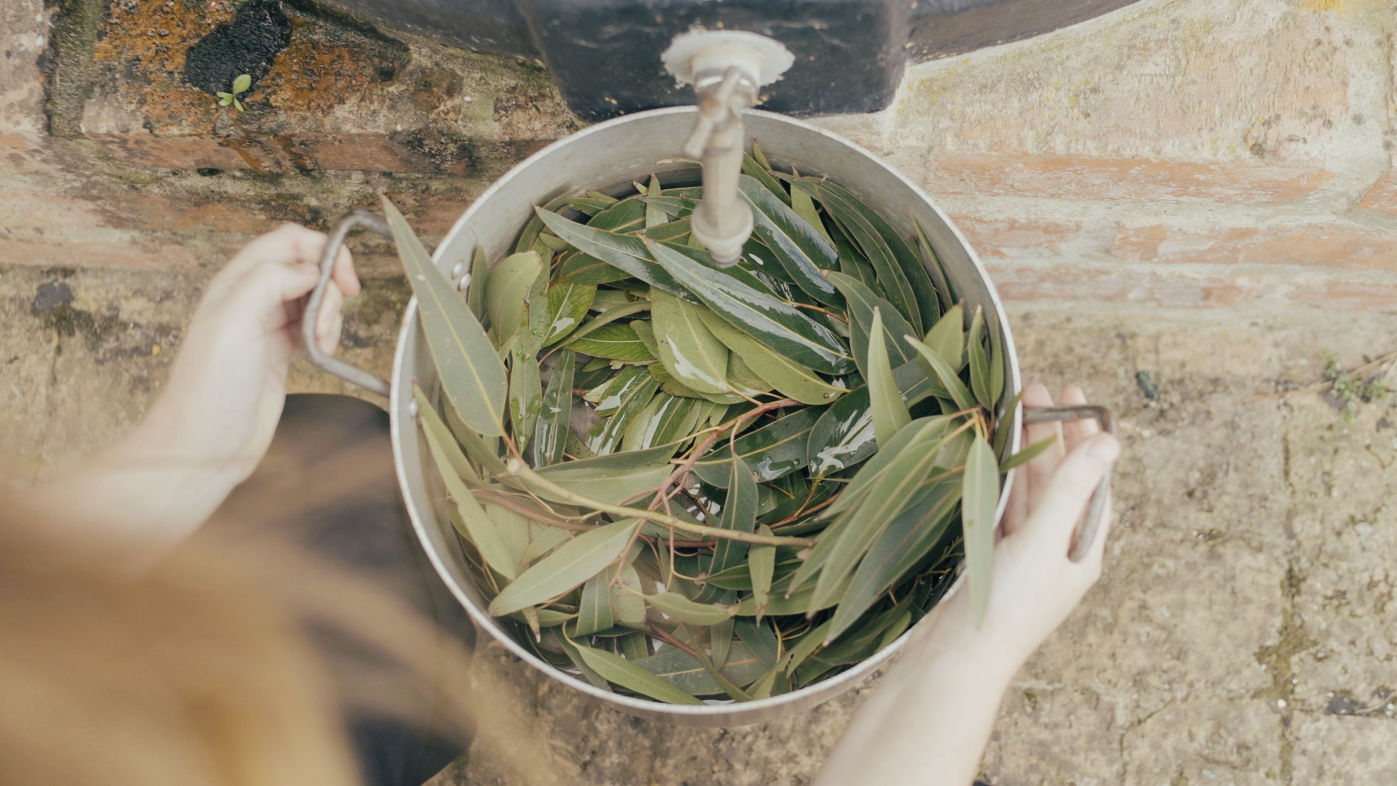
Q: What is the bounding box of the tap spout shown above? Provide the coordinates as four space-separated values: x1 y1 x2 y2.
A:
685 66 755 266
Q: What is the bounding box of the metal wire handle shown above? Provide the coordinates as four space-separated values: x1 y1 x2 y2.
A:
303 209 393 398
1021 404 1116 562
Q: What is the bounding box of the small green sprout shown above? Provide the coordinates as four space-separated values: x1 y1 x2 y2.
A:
216 73 252 112
1322 348 1392 423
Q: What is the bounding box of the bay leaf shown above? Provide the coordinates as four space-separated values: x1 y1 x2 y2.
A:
488 518 639 616
963 433 1000 625
698 310 846 406
645 239 854 376
485 250 544 348
384 197 506 436
568 322 655 363
867 307 910 448
739 175 841 306
571 643 703 705
651 287 730 395
544 282 596 346
532 349 574 466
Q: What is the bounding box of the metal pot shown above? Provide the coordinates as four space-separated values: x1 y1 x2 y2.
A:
304 107 1109 726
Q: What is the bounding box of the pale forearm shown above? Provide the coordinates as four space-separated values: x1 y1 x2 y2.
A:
815 603 1021 786
30 404 244 567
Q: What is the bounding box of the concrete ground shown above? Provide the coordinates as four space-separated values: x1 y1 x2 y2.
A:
6 265 1396 784
5 0 1397 782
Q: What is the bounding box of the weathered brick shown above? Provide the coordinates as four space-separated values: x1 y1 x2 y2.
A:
1359 158 1397 214
0 236 201 271
950 214 1084 258
0 185 271 236
929 153 1331 204
1114 222 1397 271
1290 280 1397 312
897 0 1348 163
985 262 1261 308
89 132 268 171
296 134 422 173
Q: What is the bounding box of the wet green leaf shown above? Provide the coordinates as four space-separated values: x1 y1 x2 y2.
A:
645 175 666 228
558 634 613 691
508 346 541 448
967 306 994 409
621 393 704 454
807 431 953 614
905 333 977 412
633 642 767 696
697 310 846 406
543 282 596 346
810 179 940 332
384 197 506 436
867 308 910 448
790 182 834 247
806 181 922 334
420 413 520 580
532 350 574 467
440 393 507 477
646 239 854 375
742 151 789 202
999 434 1056 472
739 176 841 306
748 525 776 617
693 409 820 488
568 322 655 362
537 209 697 301
565 300 651 347
963 434 1000 625
555 252 633 286
912 218 956 314
584 373 660 455
645 592 732 626
488 519 639 616
924 304 964 371
467 246 489 319
413 385 479 485
576 573 616 636
232 73 251 93
827 271 917 372
485 250 544 348
571 642 703 704
651 288 730 395
529 461 671 506
707 457 758 586
612 564 647 627
825 481 959 642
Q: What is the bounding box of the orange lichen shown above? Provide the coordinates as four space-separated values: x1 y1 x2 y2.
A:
257 35 378 115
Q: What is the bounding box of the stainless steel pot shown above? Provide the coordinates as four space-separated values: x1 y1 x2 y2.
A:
304 107 1110 726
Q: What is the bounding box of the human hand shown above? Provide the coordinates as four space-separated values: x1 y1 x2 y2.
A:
911 383 1120 676
145 224 360 485
814 384 1118 786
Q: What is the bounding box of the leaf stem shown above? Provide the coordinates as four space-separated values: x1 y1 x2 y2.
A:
505 459 813 547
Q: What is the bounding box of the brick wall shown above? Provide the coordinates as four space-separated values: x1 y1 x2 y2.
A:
3 0 1396 314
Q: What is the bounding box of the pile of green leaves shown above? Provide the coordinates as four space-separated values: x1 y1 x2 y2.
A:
388 146 1043 705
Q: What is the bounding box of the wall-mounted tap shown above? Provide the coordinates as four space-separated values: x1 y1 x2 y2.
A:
663 31 793 266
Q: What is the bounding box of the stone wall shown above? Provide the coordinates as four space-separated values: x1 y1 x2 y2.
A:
7 0 1395 313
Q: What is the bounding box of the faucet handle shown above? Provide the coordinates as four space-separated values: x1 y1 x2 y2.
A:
682 67 751 158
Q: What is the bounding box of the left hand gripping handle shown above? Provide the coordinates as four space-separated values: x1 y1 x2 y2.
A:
303 209 393 397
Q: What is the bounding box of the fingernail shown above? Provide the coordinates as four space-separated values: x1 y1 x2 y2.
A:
1089 435 1120 463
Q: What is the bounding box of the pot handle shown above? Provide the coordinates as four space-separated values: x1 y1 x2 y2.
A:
1020 404 1115 563
304 209 393 398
